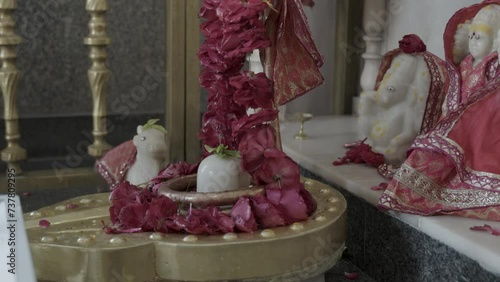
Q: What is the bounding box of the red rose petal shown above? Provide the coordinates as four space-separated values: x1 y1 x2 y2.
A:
370 182 388 191
232 109 279 135
254 156 300 188
399 34 426 53
470 224 500 236
334 140 385 168
344 272 359 280
39 219 51 228
231 197 257 232
231 71 274 109
144 196 178 231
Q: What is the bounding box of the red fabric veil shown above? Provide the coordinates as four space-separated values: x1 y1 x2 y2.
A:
264 0 324 106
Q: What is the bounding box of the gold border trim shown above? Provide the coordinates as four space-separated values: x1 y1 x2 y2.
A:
26 178 346 281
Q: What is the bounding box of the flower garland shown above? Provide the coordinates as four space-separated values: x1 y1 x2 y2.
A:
198 0 272 150
105 0 316 235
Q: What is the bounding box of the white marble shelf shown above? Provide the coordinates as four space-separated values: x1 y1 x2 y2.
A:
280 116 500 276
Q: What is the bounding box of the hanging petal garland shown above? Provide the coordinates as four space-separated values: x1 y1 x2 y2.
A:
105 0 317 235
198 0 271 150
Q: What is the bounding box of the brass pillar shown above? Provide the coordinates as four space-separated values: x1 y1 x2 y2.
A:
0 0 26 174
84 0 112 159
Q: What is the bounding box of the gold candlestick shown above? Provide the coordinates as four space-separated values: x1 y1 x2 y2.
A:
0 0 26 173
84 0 112 158
293 113 313 140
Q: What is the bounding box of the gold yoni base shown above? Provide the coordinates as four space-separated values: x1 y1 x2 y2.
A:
24 178 346 282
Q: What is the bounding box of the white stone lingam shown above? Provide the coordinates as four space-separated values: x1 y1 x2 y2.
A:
196 145 250 193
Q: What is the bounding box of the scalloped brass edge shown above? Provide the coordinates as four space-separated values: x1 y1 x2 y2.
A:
25 178 346 281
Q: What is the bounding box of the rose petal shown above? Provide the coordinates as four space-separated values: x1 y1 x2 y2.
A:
231 71 274 109
144 196 178 231
239 124 278 172
109 181 141 203
66 203 78 209
250 195 285 228
118 203 149 230
265 188 308 223
254 156 300 188
232 109 279 135
344 272 359 280
370 182 388 191
152 162 200 185
333 140 384 168
231 197 257 232
399 34 426 53
182 206 235 235
470 224 500 236
299 188 317 215
39 219 51 228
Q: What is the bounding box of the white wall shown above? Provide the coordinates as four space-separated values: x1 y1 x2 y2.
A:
383 0 479 58
286 0 336 116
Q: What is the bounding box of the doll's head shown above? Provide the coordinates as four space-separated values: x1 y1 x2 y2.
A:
468 5 500 61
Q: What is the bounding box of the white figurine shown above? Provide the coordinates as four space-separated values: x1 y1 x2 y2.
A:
125 120 170 186
358 52 431 165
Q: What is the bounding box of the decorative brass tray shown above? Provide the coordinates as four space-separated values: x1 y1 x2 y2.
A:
24 178 346 282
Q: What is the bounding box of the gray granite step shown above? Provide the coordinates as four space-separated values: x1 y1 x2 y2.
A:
301 168 500 282
326 258 376 282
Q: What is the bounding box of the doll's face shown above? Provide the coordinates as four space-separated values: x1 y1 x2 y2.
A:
469 30 494 61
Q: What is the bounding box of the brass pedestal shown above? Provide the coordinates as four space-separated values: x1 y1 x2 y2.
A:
25 178 346 282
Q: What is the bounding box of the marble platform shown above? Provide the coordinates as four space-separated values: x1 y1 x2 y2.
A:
281 116 500 282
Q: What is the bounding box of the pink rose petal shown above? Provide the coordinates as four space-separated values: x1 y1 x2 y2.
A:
231 197 257 232
265 188 308 223
250 195 285 228
344 272 359 280
39 219 51 228
470 224 500 236
144 196 178 231
370 182 388 191
66 203 78 209
254 156 301 189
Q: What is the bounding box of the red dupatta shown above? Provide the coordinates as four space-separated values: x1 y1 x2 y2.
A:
264 0 324 106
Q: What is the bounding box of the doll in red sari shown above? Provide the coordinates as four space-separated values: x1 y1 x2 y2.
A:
380 1 500 221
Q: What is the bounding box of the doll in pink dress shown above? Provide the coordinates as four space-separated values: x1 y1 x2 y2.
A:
379 1 500 221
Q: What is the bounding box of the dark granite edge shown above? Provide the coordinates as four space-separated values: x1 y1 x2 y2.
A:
0 112 164 172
